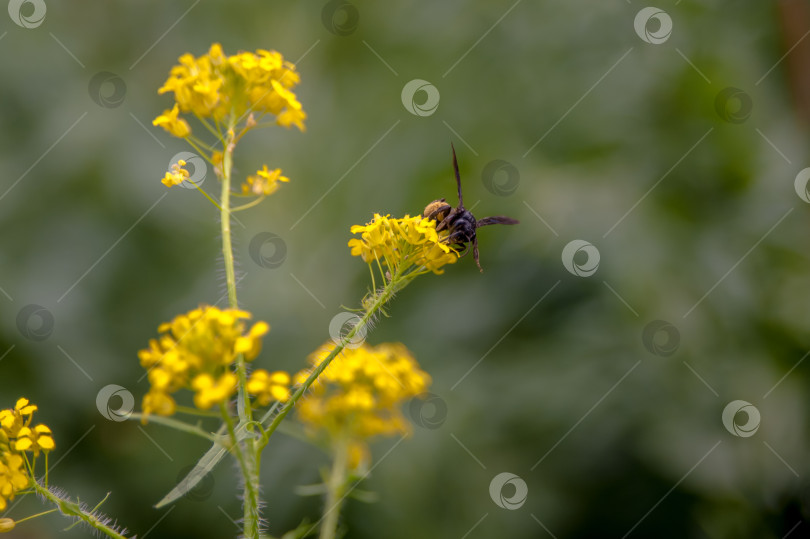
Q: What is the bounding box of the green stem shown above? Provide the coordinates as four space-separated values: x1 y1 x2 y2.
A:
220 130 238 312
232 195 267 212
319 438 349 539
32 482 128 539
220 118 260 539
12 508 58 524
127 413 219 443
259 268 401 448
219 402 260 539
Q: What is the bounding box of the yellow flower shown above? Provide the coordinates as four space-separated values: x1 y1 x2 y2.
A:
161 159 190 187
191 372 238 410
156 43 305 130
296 341 431 444
152 103 191 138
0 453 28 512
0 398 38 440
348 214 458 276
138 306 270 420
142 391 176 419
241 166 289 196
0 398 53 511
247 369 290 406
13 424 54 455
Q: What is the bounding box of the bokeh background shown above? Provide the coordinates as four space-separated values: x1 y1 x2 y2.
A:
2 0 810 537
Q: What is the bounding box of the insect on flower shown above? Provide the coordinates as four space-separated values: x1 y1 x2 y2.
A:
423 144 519 272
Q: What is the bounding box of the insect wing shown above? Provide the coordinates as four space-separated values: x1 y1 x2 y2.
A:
477 216 519 227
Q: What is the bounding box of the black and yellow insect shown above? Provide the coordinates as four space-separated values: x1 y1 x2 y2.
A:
423 144 519 272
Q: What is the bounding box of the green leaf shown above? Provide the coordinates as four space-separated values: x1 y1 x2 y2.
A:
155 441 228 508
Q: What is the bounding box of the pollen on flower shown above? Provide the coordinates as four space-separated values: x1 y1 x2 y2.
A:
348 213 459 276
137 305 270 420
295 341 431 466
161 159 191 188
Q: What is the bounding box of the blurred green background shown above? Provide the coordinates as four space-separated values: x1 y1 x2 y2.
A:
2 0 810 537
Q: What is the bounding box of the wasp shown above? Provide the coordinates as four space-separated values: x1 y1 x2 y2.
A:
423 144 519 272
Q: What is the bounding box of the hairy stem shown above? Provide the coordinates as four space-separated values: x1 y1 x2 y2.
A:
220 120 260 538
32 482 128 539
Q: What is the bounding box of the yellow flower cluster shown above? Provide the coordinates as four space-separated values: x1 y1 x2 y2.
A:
0 399 55 511
348 214 459 276
138 306 273 419
242 165 289 196
295 341 431 457
153 43 305 137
